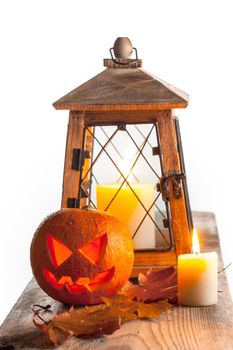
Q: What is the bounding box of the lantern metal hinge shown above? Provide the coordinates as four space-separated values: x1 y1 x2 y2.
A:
67 197 79 208
152 146 160 156
72 149 91 170
160 173 186 202
163 218 169 228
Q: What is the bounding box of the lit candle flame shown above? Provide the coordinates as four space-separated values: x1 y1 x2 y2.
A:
192 227 200 254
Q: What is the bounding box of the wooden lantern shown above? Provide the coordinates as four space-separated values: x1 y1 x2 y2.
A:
53 37 193 276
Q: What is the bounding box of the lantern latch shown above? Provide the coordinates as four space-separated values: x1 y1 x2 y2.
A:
160 173 186 201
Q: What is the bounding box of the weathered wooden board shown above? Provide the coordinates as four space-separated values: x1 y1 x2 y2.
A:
84 110 161 126
0 212 233 350
157 110 191 256
61 111 85 208
103 58 143 68
53 68 188 111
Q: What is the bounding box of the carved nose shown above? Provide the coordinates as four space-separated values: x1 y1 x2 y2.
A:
68 251 100 282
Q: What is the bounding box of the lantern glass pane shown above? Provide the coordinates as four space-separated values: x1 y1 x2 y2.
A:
80 124 173 252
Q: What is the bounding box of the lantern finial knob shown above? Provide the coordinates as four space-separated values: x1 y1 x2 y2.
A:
107 37 140 68
113 37 133 59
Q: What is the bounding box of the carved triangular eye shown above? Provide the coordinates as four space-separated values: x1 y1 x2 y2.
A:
78 233 108 265
47 233 72 267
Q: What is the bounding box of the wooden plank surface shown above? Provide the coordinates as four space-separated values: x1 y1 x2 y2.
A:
1 212 233 350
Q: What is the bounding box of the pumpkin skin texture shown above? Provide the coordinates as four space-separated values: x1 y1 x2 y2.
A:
30 208 134 305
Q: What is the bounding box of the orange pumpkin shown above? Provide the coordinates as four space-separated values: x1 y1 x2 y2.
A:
30 208 134 305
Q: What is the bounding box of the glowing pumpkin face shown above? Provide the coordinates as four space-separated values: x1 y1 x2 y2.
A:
30 208 134 305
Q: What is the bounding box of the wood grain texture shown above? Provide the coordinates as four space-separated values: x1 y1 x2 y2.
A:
169 181 192 255
157 110 180 175
103 58 142 68
79 127 93 208
61 111 85 208
157 110 192 255
53 68 189 111
132 251 177 276
84 110 159 126
1 212 233 350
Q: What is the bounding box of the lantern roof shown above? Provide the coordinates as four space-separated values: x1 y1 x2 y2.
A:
53 42 188 111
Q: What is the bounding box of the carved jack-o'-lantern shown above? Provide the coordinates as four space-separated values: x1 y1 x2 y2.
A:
30 208 134 305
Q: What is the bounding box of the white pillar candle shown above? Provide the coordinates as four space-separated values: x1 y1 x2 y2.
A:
178 228 218 306
96 183 155 249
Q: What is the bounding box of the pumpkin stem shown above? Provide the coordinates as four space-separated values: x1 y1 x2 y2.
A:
81 205 96 211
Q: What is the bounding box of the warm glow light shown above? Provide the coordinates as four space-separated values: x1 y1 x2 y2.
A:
78 233 108 265
47 233 72 267
121 143 135 184
192 227 200 254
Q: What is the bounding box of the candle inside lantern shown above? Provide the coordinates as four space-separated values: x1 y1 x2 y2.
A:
178 228 218 306
96 145 155 249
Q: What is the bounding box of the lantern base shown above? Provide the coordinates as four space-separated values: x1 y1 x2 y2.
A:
131 250 177 277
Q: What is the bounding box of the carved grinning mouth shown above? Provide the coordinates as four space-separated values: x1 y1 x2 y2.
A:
43 266 115 293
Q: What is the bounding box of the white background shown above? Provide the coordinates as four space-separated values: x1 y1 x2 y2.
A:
0 0 232 324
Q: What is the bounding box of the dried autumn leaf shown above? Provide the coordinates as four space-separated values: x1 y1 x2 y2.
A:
101 295 138 323
136 299 172 318
122 266 177 304
33 304 121 346
33 295 172 346
102 295 172 319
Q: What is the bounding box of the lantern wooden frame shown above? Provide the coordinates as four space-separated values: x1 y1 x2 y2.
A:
53 57 192 276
